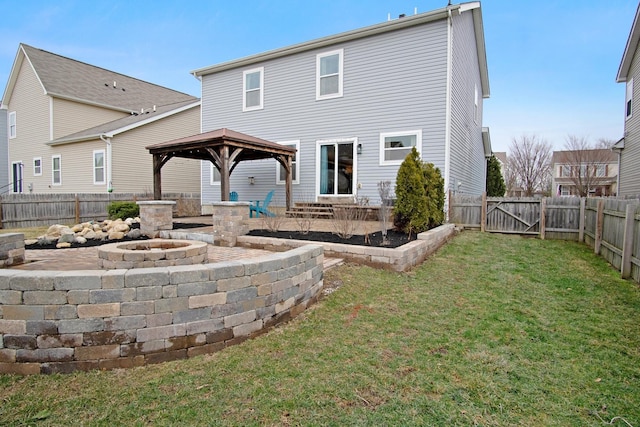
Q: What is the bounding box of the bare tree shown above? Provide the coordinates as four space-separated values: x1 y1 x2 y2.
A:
508 134 553 197
557 135 617 197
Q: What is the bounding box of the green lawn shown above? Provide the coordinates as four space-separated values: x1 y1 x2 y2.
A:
1 232 639 426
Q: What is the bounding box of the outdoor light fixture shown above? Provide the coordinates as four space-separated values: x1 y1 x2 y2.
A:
248 176 255 185
357 143 362 155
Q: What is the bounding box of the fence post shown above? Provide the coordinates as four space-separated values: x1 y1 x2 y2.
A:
594 199 605 255
75 194 80 224
621 203 636 279
578 197 586 243
539 198 546 240
480 192 487 232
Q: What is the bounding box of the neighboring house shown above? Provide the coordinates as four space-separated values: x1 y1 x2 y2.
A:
1 44 201 195
192 1 491 212
551 149 618 197
615 2 640 197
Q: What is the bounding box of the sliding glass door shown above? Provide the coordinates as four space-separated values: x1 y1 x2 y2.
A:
318 139 356 197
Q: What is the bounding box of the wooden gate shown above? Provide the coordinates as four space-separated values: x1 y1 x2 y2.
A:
485 198 541 234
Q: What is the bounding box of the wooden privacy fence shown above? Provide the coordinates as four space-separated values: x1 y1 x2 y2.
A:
0 193 201 228
450 193 640 283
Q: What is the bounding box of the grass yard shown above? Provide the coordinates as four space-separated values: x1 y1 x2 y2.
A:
1 231 639 426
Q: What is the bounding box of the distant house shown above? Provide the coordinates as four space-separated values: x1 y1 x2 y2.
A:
615 3 640 197
1 44 201 195
191 1 491 212
551 149 618 197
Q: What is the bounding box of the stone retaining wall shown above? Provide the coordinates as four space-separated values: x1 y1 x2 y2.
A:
0 244 323 374
237 224 457 272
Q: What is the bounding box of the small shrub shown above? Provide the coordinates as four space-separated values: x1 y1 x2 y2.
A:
107 201 139 220
331 197 368 239
422 162 445 228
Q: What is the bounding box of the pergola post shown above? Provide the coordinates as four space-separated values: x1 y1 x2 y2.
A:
220 146 230 201
153 154 162 200
285 156 292 211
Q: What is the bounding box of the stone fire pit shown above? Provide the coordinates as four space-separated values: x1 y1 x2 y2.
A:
97 239 208 269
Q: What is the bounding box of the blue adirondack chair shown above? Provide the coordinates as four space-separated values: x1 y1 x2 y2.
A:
229 191 238 201
249 190 275 218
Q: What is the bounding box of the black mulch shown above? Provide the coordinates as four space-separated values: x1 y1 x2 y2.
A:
247 229 416 248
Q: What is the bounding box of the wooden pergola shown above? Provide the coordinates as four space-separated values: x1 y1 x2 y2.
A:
145 128 296 210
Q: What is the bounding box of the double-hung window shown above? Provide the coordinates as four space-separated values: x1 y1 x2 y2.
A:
209 164 221 185
8 112 16 139
93 150 105 185
243 67 264 111
33 157 42 176
316 49 343 100
276 141 299 185
626 78 633 119
52 155 61 185
379 130 422 165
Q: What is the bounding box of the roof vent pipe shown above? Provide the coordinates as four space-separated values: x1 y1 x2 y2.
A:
113 81 116 88
153 105 156 112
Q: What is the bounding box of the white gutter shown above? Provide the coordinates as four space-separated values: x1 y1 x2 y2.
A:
444 6 454 217
100 134 113 192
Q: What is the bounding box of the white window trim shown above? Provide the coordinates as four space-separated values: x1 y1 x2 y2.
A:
276 140 300 185
316 49 344 100
33 157 42 176
93 150 106 185
52 155 62 186
209 163 221 185
626 78 633 120
379 130 423 166
243 67 264 112
8 111 16 139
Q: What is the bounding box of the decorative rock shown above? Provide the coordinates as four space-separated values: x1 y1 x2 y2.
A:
75 236 87 244
58 232 76 244
126 229 142 239
25 239 38 246
94 231 107 241
56 242 72 249
84 230 97 240
112 223 130 233
71 224 84 233
108 231 125 240
37 236 55 246
45 224 67 238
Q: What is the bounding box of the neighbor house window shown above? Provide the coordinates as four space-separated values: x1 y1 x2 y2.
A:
276 140 299 185
626 78 633 119
561 165 571 177
209 164 221 185
93 150 105 184
595 164 607 177
8 112 16 139
316 49 343 100
379 130 422 165
52 155 61 185
33 157 42 176
243 67 264 111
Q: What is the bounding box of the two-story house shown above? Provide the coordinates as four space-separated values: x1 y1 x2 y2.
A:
191 1 491 212
551 149 618 197
1 44 201 195
615 2 640 197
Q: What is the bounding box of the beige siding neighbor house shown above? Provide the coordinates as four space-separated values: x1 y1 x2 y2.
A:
1 44 201 194
615 3 640 197
551 149 618 197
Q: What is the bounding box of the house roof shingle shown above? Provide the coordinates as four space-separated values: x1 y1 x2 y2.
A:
3 44 197 112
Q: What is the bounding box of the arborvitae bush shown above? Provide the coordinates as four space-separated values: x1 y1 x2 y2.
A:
107 201 139 220
422 162 445 228
394 148 429 234
486 155 506 197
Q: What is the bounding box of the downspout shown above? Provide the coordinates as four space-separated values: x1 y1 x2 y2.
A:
99 134 113 192
444 7 453 219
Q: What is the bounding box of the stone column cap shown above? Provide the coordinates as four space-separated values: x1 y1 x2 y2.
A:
136 200 176 206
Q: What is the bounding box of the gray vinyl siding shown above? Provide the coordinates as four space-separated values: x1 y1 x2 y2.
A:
0 109 8 192
449 11 486 196
201 19 449 206
619 42 640 197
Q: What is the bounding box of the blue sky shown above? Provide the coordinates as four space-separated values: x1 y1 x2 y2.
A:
0 0 637 153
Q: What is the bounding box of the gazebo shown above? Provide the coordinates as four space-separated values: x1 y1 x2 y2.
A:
145 128 296 210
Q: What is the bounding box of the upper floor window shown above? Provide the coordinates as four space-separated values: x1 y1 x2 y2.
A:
243 67 264 111
93 150 105 185
33 157 42 176
316 49 343 100
626 78 633 119
52 155 61 185
276 141 299 185
595 164 607 177
379 130 422 165
8 112 16 139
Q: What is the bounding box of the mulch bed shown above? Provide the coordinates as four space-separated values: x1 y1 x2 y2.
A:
247 229 416 248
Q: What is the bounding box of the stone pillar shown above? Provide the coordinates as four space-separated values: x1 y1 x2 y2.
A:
0 233 25 268
137 201 176 238
210 202 250 247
